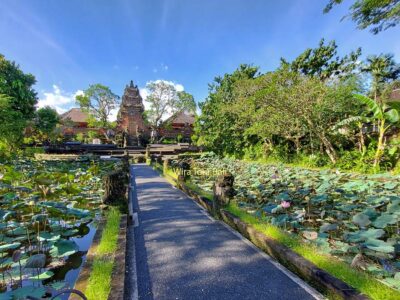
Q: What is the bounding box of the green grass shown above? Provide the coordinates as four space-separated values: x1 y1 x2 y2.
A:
85 208 121 300
226 203 400 300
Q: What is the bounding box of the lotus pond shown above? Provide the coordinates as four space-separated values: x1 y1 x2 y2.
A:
0 158 118 299
176 155 400 290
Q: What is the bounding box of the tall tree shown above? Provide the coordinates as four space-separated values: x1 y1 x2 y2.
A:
195 64 259 155
0 95 26 149
34 106 59 137
362 53 400 100
0 54 37 120
280 39 361 82
228 70 359 163
176 91 197 114
145 81 195 128
76 84 119 127
324 0 400 34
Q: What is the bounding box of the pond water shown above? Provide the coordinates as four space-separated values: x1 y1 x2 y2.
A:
0 159 117 299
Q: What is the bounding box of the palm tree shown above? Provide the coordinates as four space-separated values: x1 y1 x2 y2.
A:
362 54 400 102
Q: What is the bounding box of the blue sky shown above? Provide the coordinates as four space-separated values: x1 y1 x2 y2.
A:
0 0 399 117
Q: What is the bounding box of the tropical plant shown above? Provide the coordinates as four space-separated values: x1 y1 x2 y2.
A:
355 94 399 167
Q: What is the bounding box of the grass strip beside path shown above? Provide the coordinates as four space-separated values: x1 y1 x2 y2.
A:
85 208 121 300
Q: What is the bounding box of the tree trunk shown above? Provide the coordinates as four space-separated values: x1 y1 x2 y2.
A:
358 123 366 155
374 120 386 168
317 132 337 164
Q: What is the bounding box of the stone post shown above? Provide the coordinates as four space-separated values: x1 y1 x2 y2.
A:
163 158 169 175
102 169 128 207
145 145 151 160
179 160 191 181
212 172 235 217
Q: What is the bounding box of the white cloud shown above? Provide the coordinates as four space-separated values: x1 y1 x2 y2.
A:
37 85 83 114
108 108 119 122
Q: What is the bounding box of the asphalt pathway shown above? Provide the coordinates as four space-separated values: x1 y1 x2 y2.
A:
130 164 321 300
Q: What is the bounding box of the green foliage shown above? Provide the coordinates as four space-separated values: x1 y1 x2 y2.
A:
195 64 259 155
280 39 361 81
33 106 60 142
177 91 197 114
362 53 400 97
0 54 37 120
146 80 196 128
76 84 119 127
324 0 400 34
0 94 26 150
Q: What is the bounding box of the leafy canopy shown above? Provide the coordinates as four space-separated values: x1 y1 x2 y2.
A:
324 0 400 34
0 54 37 120
76 84 119 127
0 94 26 149
146 80 196 128
35 106 60 136
280 39 361 82
195 64 259 155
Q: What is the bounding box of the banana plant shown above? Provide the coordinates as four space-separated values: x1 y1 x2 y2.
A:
345 94 399 167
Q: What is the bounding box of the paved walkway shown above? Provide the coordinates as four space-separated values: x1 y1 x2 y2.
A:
129 164 321 300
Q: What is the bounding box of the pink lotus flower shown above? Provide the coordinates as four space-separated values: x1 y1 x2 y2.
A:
281 201 291 208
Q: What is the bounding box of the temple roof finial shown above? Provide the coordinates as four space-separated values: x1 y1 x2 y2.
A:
130 80 134 88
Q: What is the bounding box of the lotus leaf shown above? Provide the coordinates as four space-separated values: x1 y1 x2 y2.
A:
61 229 79 237
25 254 46 268
344 229 385 243
0 242 21 252
6 227 30 237
319 223 338 233
271 214 289 226
50 239 79 258
372 213 398 228
11 286 46 300
352 213 371 228
275 192 290 201
362 208 379 220
363 239 395 254
387 201 400 214
311 194 328 203
271 205 284 214
38 232 61 242
29 270 54 280
31 214 48 223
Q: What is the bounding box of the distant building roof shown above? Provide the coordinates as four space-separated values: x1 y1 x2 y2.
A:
389 89 400 102
167 111 195 125
61 108 89 123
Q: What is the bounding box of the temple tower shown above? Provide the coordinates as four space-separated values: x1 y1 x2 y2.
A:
117 80 149 146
